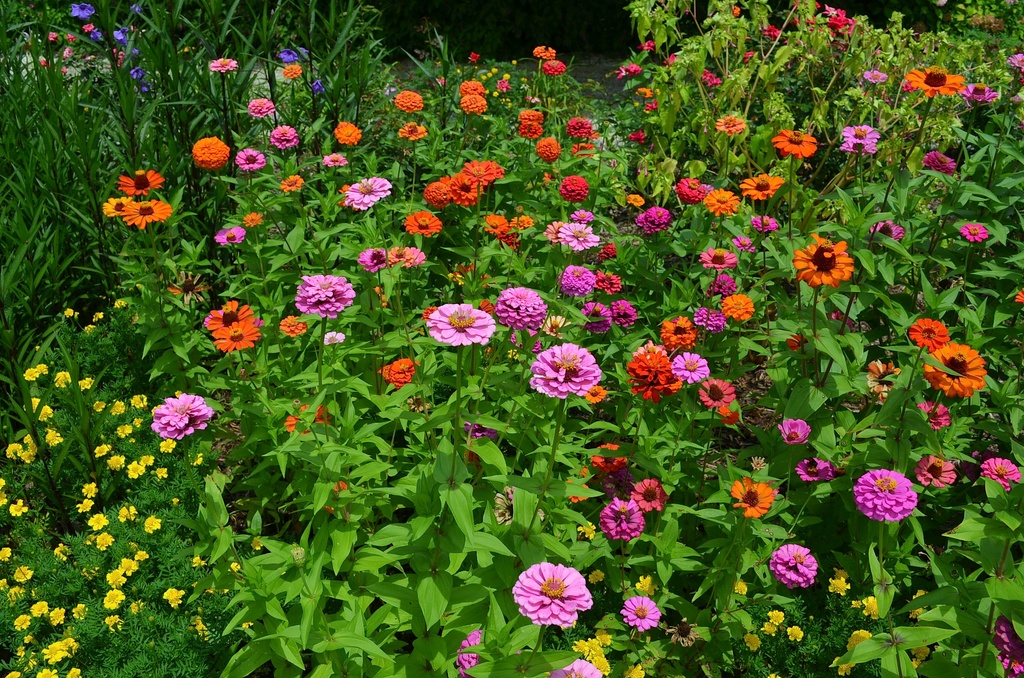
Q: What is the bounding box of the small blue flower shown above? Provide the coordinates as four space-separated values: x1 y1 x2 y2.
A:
130 66 145 80
130 48 140 58
114 27 129 46
130 3 143 13
89 30 103 41
139 80 151 93
278 49 299 64
310 79 324 95
70 3 95 20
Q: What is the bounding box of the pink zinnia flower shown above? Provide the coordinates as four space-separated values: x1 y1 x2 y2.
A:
269 125 299 149
529 344 602 398
699 248 738 270
214 226 246 245
853 469 918 522
357 248 388 272
631 478 668 512
456 630 482 678
960 223 989 243
345 177 392 211
751 215 779 233
870 220 906 241
917 401 951 429
732 236 755 252
248 98 276 118
323 332 346 345
560 266 597 297
840 125 880 155
769 544 818 589
151 394 214 439
915 455 957 488
550 660 603 678
795 458 837 482
923 151 956 175
426 304 496 346
671 352 710 384
511 562 593 627
863 70 888 83
322 153 348 167
980 458 1021 491
621 596 661 631
778 419 811 444
698 378 735 408
294 275 356 318
961 83 999 106
600 498 645 540
235 148 266 171
495 287 547 330
544 221 566 244
557 222 600 251
387 246 426 267
209 58 238 72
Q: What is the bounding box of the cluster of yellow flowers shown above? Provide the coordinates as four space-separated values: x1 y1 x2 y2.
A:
572 628 613 674
6 436 38 464
744 609 804 653
22 363 49 381
828 567 851 596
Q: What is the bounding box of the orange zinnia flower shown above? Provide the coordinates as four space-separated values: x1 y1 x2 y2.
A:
280 175 304 193
448 173 481 207
394 90 424 113
703 189 740 216
102 196 133 218
715 115 747 135
519 110 544 125
536 137 562 163
739 174 785 201
923 343 987 398
908 318 950 352
333 121 362 146
279 316 308 337
721 294 754 321
243 212 263 228
213 321 261 352
282 64 302 79
121 200 173 229
627 352 682 402
532 46 556 60
404 211 442 236
904 67 966 97
459 80 486 97
661 316 698 351
718 405 739 425
118 169 165 196
423 178 452 209
730 477 775 518
192 136 230 170
591 455 626 473
772 130 818 159
519 121 544 139
462 160 505 188
205 301 254 331
1016 288 1024 304
380 358 417 388
585 385 607 403
398 122 427 141
284 404 330 433
460 94 487 114
793 234 855 288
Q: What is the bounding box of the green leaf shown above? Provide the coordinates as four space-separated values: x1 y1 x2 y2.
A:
416 572 452 630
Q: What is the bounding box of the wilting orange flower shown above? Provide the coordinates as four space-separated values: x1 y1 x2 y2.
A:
532 46 557 60
206 301 254 331
519 110 544 125
284 404 330 433
282 64 302 79
279 316 308 337
704 189 740 216
772 130 818 159
923 343 987 398
462 160 505 188
102 196 133 218
167 272 210 305
866 360 901 402
459 80 486 97
404 211 442 236
510 215 535 229
380 358 417 388
793 234 854 288
661 316 698 351
422 306 438 321
121 200 173 229
721 294 754 321
904 67 966 97
519 121 544 139
572 143 596 157
333 121 362 146
585 385 608 403
718 405 739 425
448 173 481 206
626 194 645 208
627 352 682 402
192 137 230 170
460 94 488 115
394 90 424 113
423 178 452 209
213 321 261 352
731 477 776 518
118 169 165 196
398 122 427 141
243 212 263 228
739 174 785 201
280 175 304 193
536 137 562 163
1016 288 1024 303
908 318 950 352
716 115 747 135
786 334 806 351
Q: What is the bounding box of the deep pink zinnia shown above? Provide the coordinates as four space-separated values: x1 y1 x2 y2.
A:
294 275 356 318
795 458 837 482
346 177 392 211
922 151 956 175
549 660 603 678
853 469 918 522
778 419 811 444
599 497 645 540
208 58 238 72
914 455 957 488
840 125 880 155
529 344 602 398
621 596 661 631
357 248 388 272
235 148 266 171
769 544 818 589
248 98 276 118
698 379 735 408
917 401 951 429
151 393 214 440
699 248 738 270
426 304 496 346
631 478 668 513
511 562 593 627
214 226 246 245
495 287 547 330
456 630 482 678
980 458 1021 491
960 223 989 243
269 125 299 149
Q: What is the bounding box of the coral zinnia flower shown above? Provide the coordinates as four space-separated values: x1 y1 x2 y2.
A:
923 342 987 398
394 90 424 113
699 378 736 408
715 115 747 135
914 455 956 488
703 189 740 216
380 358 417 388
398 122 427 141
205 301 254 331
463 160 505 187
212 321 261 352
772 130 818 159
731 477 775 518
102 196 133 218
585 385 607 403
793 234 854 287
661 316 698 351
278 316 308 337
908 318 950 351
631 478 668 512
627 352 682 403
118 169 165 196
448 173 481 206
904 67 966 97
721 294 754 321
739 174 785 201
404 211 442 236
122 200 173 229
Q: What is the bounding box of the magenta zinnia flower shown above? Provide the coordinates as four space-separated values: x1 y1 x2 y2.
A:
600 497 645 540
235 148 266 171
345 177 392 211
635 206 673 235
621 596 661 631
560 266 597 297
247 98 276 118
549 660 603 678
961 83 999 106
511 562 593 627
960 223 988 243
795 458 837 482
708 274 737 296
914 455 956 488
558 222 600 251
699 378 735 408
357 248 388 273
456 630 482 678
778 419 811 444
922 151 956 175
581 302 612 333
570 209 595 223
699 248 738 270
853 469 918 522
671 352 710 384
769 544 818 589
214 226 246 245
870 220 906 241
751 215 779 233
495 287 547 330
151 393 214 440
610 300 637 328
840 125 880 155
529 344 602 398
295 275 356 318
917 401 951 429
631 478 668 512
994 616 1024 677
269 125 299 149
426 304 496 346
980 458 1021 491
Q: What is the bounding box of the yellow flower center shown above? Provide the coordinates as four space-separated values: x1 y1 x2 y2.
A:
447 311 476 330
874 477 897 492
541 577 566 598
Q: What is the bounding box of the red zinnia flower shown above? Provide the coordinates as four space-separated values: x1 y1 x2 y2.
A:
626 352 682 403
698 378 736 408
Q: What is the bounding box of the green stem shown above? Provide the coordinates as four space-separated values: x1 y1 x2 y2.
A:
525 399 567 537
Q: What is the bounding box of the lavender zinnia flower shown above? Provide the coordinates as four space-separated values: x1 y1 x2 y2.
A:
295 275 356 318
961 83 999 106
235 148 266 171
345 177 392 211
693 307 727 334
862 70 888 83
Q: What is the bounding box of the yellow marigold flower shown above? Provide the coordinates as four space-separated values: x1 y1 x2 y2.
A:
64 308 75 317
127 461 145 479
140 454 155 467
37 670 58 678
108 455 125 471
30 600 50 616
163 588 185 609
14 614 31 631
23 367 41 381
624 666 645 678
230 561 241 573
762 622 778 636
49 608 65 625
77 499 94 513
32 399 54 421
155 468 168 480
54 371 71 388
110 401 126 415
193 453 204 466
72 604 88 620
106 569 127 589
636 575 658 596
192 556 207 567
130 600 145 614
829 576 850 596
9 499 28 517
79 377 94 390
53 544 69 561
744 633 761 650
848 629 873 650
121 558 139 576
134 550 149 561
82 483 97 498
94 444 111 458
114 299 127 309
8 585 25 601
788 625 804 641
594 629 612 647
767 610 785 625
116 425 133 438
144 516 162 533
734 579 748 595
160 439 176 452
577 522 596 540
93 401 107 412
588 570 605 584
88 513 109 531
44 429 63 446
84 325 96 333
591 655 611 675
251 537 263 550
104 615 122 631
95 533 115 551
103 589 125 610
118 506 138 522
13 566 33 583
861 596 879 619
5 443 22 459
0 547 10 561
